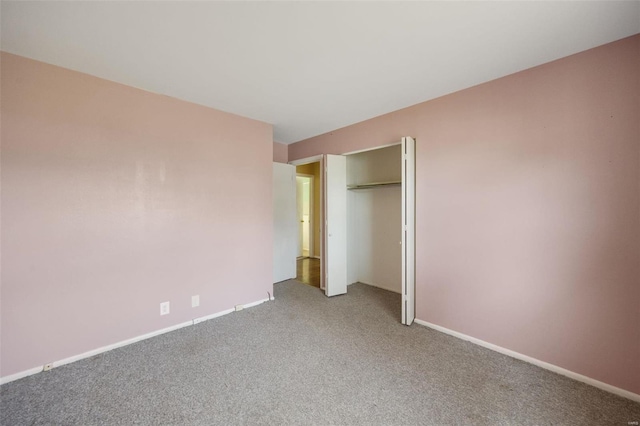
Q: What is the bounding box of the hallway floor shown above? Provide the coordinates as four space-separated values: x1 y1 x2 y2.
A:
296 257 320 288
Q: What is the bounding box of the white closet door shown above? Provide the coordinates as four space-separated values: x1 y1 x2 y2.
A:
401 137 416 325
324 154 347 297
273 163 297 283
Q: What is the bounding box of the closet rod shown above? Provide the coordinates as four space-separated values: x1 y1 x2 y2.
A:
347 181 401 190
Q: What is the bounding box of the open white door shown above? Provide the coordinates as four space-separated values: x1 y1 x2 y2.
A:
324 154 347 297
401 137 416 325
273 163 297 283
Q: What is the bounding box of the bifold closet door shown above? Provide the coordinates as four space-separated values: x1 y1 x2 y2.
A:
401 137 416 325
324 154 347 297
272 163 297 283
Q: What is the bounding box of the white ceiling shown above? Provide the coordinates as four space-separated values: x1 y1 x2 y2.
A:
1 2 639 144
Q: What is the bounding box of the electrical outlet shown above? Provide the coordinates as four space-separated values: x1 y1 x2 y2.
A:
192 295 200 308
235 304 244 312
43 363 53 371
160 301 170 315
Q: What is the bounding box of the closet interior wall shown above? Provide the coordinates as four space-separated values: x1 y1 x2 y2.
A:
346 144 402 293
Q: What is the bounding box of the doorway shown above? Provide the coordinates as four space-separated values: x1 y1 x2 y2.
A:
296 175 313 258
293 162 322 288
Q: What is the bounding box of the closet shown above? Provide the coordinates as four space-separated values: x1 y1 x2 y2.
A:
346 144 403 294
295 137 414 324
342 136 415 325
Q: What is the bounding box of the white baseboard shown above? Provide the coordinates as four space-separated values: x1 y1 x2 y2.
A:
0 366 44 385
192 309 234 325
414 319 640 403
244 297 269 309
0 296 272 386
357 281 401 294
54 320 194 371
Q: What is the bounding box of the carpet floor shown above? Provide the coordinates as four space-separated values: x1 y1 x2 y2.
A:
1 281 639 425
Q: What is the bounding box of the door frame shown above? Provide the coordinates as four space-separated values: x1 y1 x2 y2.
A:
343 139 416 325
401 137 416 325
290 141 415 321
342 141 401 156
295 173 314 258
289 155 325 289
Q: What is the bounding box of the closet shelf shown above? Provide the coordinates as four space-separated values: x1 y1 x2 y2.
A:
347 180 401 190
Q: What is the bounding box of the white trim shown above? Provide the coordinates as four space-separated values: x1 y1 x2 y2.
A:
193 308 234 325
55 320 194 369
0 297 272 385
0 366 44 385
342 141 401 156
401 136 416 326
289 154 323 166
243 297 270 309
357 280 401 294
308 175 314 258
293 141 402 163
414 319 640 403
296 173 315 258
0 320 192 385
319 156 324 290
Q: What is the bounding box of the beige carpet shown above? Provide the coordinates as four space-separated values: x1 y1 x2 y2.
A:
1 280 639 425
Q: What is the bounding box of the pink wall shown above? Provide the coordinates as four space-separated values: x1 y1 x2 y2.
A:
289 35 640 394
0 53 274 377
273 141 288 163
